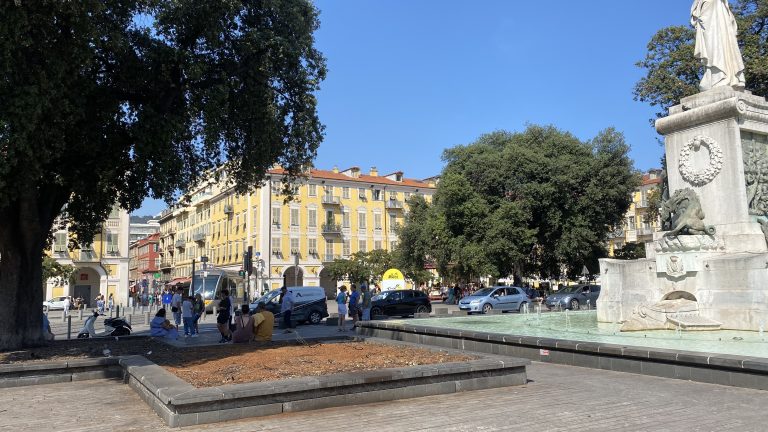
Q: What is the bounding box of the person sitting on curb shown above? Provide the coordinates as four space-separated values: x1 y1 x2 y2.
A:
150 308 179 340
232 305 255 343
252 302 275 343
42 312 55 341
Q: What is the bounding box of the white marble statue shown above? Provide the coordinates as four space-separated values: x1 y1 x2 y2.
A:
691 0 746 91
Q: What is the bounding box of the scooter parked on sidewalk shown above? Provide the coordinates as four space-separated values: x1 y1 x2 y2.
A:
77 311 132 338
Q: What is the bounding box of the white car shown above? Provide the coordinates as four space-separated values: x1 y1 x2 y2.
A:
43 296 70 311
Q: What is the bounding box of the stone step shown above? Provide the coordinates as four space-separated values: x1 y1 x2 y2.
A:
667 315 723 331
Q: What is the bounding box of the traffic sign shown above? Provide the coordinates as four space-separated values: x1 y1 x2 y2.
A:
153 272 161 279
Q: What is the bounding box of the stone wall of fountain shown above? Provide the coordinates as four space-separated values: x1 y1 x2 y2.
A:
598 88 768 331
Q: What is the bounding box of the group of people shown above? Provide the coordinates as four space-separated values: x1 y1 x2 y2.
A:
149 288 205 339
335 283 372 332
214 289 276 343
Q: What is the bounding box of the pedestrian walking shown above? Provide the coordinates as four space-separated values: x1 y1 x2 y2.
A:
216 289 232 343
170 288 182 326
62 296 71 317
162 289 172 310
348 284 360 329
336 285 348 332
107 293 114 311
193 293 204 333
361 284 372 321
280 286 295 333
181 294 197 338
96 295 105 314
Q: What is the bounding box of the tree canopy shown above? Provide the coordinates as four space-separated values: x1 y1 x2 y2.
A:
634 0 768 120
0 0 326 349
397 125 638 282
323 250 397 286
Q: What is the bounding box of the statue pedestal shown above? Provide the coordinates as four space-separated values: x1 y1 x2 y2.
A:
598 88 768 331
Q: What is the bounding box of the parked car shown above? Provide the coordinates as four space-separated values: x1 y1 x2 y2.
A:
428 288 446 301
545 284 601 310
370 289 431 318
43 296 71 312
458 286 530 314
250 286 329 325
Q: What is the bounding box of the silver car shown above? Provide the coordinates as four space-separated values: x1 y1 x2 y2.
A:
458 286 530 314
43 296 70 311
545 284 601 310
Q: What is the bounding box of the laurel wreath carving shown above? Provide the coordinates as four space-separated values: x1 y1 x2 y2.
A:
679 135 723 186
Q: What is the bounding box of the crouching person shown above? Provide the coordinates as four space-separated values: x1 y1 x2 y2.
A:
252 302 275 343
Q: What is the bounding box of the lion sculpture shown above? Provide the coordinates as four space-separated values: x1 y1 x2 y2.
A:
661 188 716 236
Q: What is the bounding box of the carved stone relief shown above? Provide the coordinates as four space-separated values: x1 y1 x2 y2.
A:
742 131 768 216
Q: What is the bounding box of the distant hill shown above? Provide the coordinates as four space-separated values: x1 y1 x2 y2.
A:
129 215 156 224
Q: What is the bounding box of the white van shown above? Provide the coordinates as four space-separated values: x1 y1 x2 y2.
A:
250 286 329 325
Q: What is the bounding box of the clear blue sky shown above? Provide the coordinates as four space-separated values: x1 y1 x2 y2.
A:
137 0 693 216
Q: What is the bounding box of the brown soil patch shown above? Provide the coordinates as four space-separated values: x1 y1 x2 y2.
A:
0 338 475 388
161 341 475 387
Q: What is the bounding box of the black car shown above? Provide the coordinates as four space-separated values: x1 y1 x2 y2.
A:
370 289 432 318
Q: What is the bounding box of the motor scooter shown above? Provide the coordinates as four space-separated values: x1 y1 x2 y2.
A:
77 311 132 338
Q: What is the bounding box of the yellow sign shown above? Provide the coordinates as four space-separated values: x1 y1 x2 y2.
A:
382 268 404 280
381 268 406 290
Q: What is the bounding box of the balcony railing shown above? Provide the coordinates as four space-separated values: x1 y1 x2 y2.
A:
321 195 341 205
385 199 404 209
321 223 342 234
323 254 340 262
175 239 186 248
160 259 173 270
193 233 206 243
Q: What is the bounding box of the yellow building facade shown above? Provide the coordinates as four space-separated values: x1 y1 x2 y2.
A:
46 207 131 306
607 170 663 256
157 166 435 297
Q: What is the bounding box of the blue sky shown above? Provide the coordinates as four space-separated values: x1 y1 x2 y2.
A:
137 0 692 215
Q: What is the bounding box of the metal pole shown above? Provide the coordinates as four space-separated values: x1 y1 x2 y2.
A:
66 315 71 340
191 258 196 297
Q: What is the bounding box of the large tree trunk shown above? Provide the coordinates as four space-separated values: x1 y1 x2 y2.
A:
0 194 54 350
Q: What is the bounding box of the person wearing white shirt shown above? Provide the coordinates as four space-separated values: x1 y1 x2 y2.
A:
170 288 182 326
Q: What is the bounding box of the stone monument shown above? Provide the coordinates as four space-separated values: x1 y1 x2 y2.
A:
598 0 768 331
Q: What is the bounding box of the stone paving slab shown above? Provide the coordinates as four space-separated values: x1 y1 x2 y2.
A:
3 361 768 431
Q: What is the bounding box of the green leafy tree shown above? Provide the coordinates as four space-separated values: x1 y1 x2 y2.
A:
0 1 326 349
41 256 76 288
323 250 397 285
613 243 647 260
397 125 637 282
634 0 768 120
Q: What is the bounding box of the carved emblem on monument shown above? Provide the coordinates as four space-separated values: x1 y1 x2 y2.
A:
665 255 686 278
678 135 723 186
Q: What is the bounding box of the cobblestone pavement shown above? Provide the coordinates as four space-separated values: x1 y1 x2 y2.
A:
2 361 768 431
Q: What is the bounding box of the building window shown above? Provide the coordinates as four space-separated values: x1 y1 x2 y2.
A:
54 232 67 253
388 213 397 231
343 239 351 257
272 207 281 227
308 184 317 196
342 210 350 228
106 232 119 255
290 208 299 226
358 188 366 199
358 212 367 230
358 239 367 253
342 187 350 199
373 189 382 201
404 192 411 201
325 238 334 260
374 240 382 250
308 209 317 228
374 213 382 230
308 238 317 256
290 238 300 256
272 237 282 257
390 241 397 251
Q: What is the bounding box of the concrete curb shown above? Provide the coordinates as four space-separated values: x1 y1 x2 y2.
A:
357 320 768 391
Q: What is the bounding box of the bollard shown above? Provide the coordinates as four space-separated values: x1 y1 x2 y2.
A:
61 310 66 322
67 315 72 340
116 305 120 318
127 314 132 326
144 312 150 325
78 308 83 321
